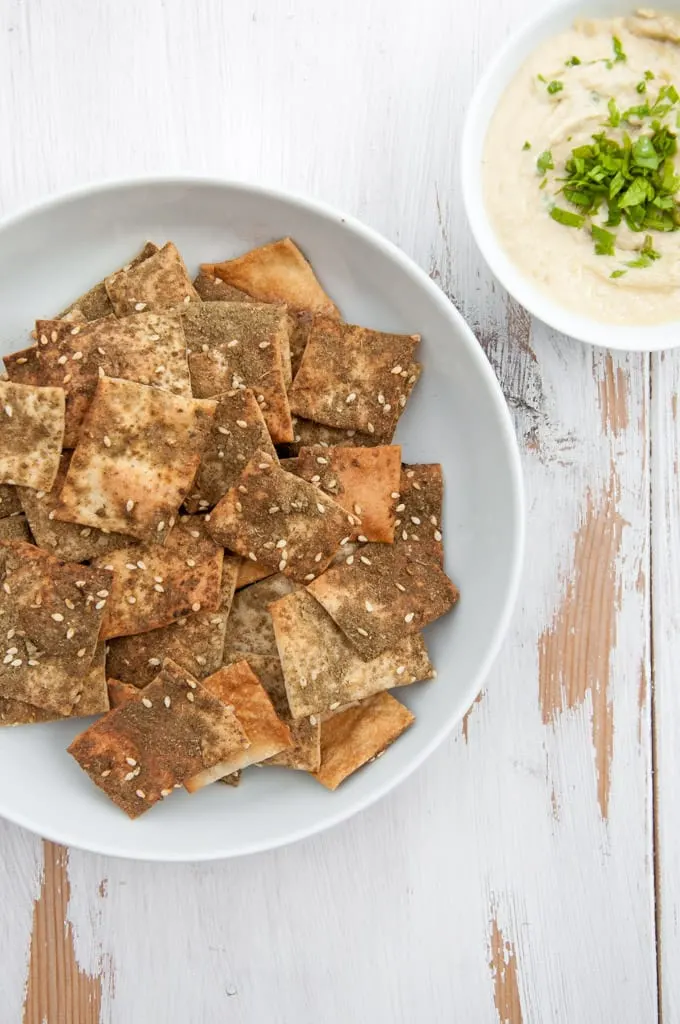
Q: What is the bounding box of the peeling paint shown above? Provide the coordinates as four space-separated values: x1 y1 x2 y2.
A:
538 472 625 819
461 690 484 743
24 842 103 1024
489 915 523 1024
597 353 630 438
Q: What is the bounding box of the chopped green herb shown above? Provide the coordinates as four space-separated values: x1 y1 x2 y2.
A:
547 80 564 95
592 224 616 256
537 73 546 83
522 140 531 151
536 150 554 174
550 207 585 228
565 55 582 67
645 70 655 81
610 269 627 278
637 80 647 95
612 36 626 64
607 98 620 127
539 177 548 190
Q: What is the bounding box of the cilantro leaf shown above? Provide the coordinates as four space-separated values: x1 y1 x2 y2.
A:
547 80 564 95
612 36 626 63
536 150 554 174
592 224 616 255
522 141 531 151
550 207 585 228
610 269 627 278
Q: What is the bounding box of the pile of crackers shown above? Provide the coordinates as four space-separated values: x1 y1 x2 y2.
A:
0 237 458 818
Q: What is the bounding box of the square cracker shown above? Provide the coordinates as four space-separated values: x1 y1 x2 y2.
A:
201 238 339 316
193 271 254 303
222 572 296 660
19 452 131 562
0 486 22 520
183 301 293 443
53 377 216 542
59 242 159 321
93 516 224 640
185 660 292 790
395 464 444 567
206 450 351 584
105 555 238 686
14 311 191 446
241 653 320 771
104 242 199 317
307 542 458 659
314 692 415 790
269 588 435 719
0 541 113 713
236 558 275 590
0 515 31 543
184 389 278 514
0 381 64 491
288 317 421 436
0 642 109 726
67 658 250 818
295 445 401 542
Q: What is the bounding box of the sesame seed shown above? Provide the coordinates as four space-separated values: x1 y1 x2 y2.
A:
238 484 248 494
367 423 375 434
248 552 257 561
39 334 48 345
125 757 137 766
402 530 408 541
157 521 165 532
276 539 287 549
345 393 356 404
316 456 328 465
154 576 164 584
27 659 39 667
10 659 21 668
365 600 374 612
411 516 421 525
3 405 12 418
304 573 315 581
103 435 111 448
278 560 287 572
57 355 68 365
16 357 27 364
314 552 323 562
186 691 195 702
236 420 248 428
80 528 92 538
377 393 385 404
191 603 201 612
404 612 415 623
148 657 161 666
195 655 207 666
134 302 147 311
357 627 369 637
268 506 280 514
72 351 83 361
77 648 86 657
154 584 164 593
434 529 442 541
330 701 340 710
309 715 318 725
51 613 64 622
258 341 270 349
126 563 137 571
97 347 106 356
98 366 106 378
126 500 135 512
391 492 400 499
357 535 368 543
127 596 137 605
97 590 109 598
396 665 406 675
164 695 171 708
95 600 106 610
5 630 13 640
135 789 146 799
161 788 172 797
360 555 371 565
2 583 10 595
317 504 326 514
395 503 405 512
142 697 152 708
1 655 11 665
186 558 196 568
396 582 406 592
227 339 239 347
66 627 75 640
346 554 354 565
311 474 321 483
187 679 197 688
51 331 57 341
353 504 362 515
101 769 111 778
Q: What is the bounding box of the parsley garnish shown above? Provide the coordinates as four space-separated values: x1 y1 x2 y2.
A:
637 80 647 95
550 207 585 228
592 224 616 255
610 269 627 278
522 140 532 151
607 98 620 127
565 56 581 67
536 150 554 174
645 70 655 81
547 80 564 95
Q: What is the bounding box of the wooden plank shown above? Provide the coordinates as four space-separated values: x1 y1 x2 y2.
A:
0 0 660 1019
651 348 680 1023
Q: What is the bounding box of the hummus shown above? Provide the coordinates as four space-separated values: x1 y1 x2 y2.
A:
483 10 680 326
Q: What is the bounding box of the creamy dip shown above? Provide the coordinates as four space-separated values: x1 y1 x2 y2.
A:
483 10 680 326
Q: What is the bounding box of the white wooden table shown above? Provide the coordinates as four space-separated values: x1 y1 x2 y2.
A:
0 1 672 1021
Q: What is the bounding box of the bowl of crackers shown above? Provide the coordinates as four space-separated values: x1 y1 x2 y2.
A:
0 179 523 860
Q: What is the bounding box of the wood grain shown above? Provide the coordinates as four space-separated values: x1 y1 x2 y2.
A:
24 842 103 1024
0 0 662 1020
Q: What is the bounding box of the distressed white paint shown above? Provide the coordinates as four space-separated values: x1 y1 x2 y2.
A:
0 0 660 1021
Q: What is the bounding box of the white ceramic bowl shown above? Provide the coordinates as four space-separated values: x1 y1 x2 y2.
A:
0 179 523 860
462 0 680 352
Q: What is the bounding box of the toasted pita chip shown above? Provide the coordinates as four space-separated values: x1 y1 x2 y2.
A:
287 417 377 455
53 377 215 542
0 515 31 543
68 658 250 818
307 543 458 659
93 516 224 640
59 242 159 321
270 588 435 719
235 558 276 590
193 272 253 303
185 660 292 790
202 238 338 316
18 452 131 562
0 541 113 713
395 464 444 567
0 486 22 519
207 451 350 583
105 242 198 317
183 302 293 443
239 653 320 771
106 555 238 685
295 445 401 542
288 317 420 436
184 389 278 514
19 312 191 446
313 692 415 790
107 677 139 709
222 572 296 660
0 643 109 725
0 382 64 491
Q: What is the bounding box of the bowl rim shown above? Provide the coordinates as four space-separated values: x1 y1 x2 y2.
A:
0 175 525 860
461 0 680 352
